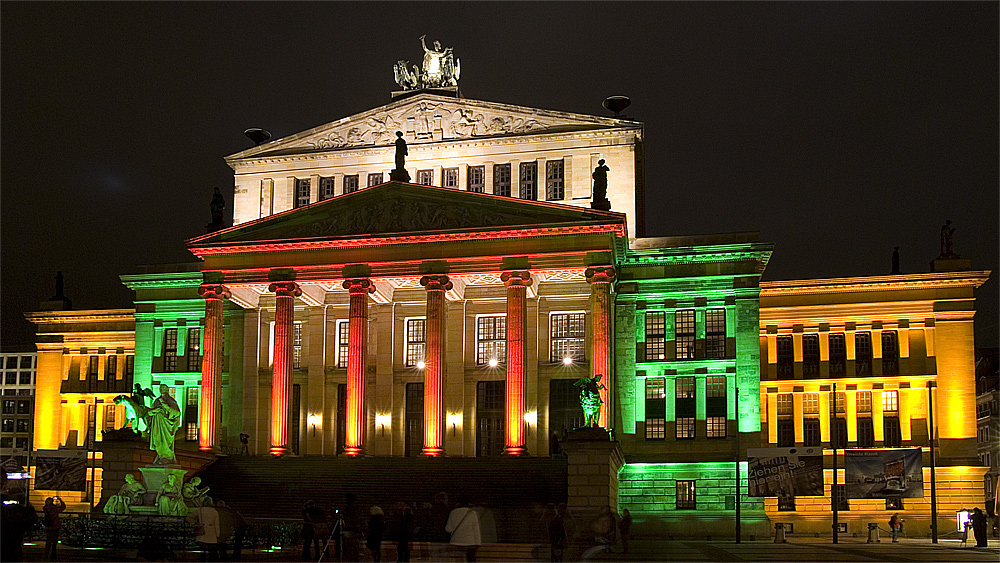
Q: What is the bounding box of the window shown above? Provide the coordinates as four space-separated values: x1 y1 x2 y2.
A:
777 419 795 447
417 169 433 186
336 320 350 369
0 437 11 448
644 312 666 361
16 400 30 415
185 387 199 441
104 404 117 432
884 416 901 447
803 419 821 446
125 355 135 379
676 377 695 399
343 174 360 193
493 164 511 196
320 176 335 200
1 419 14 432
367 173 384 187
550 313 586 363
4 373 14 385
476 380 505 457
18 372 30 385
881 331 899 375
882 390 898 413
705 309 726 359
778 495 796 512
2 400 13 414
886 498 904 510
20 356 32 369
857 391 872 413
5 357 16 369
855 332 872 376
164 328 178 372
676 417 695 439
292 322 303 369
405 383 424 457
830 391 846 414
802 335 820 376
857 418 875 447
186 328 202 372
467 165 485 192
707 416 727 439
295 178 311 208
89 355 100 378
442 167 459 189
832 484 849 511
802 393 819 414
777 394 794 416
545 159 564 201
706 376 726 398
645 379 666 439
675 310 696 360
833 417 848 449
519 161 537 200
776 336 793 379
106 355 118 380
676 481 696 509
829 333 846 376
406 319 426 367
476 316 506 366
675 376 696 439
550 379 585 445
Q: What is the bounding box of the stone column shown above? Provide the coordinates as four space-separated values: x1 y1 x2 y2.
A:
420 275 452 456
343 278 374 456
586 266 616 429
268 281 301 456
502 270 532 455
197 283 230 452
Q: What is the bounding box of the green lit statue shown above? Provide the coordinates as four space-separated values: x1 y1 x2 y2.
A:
574 373 606 427
114 384 181 465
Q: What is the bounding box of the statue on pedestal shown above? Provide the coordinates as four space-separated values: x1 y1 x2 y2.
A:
182 476 212 508
574 373 606 427
156 474 188 516
939 220 958 258
115 384 181 465
394 35 461 91
103 473 147 515
390 131 411 182
591 159 611 211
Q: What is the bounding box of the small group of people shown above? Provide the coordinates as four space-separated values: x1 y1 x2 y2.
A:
543 503 631 562
968 507 990 548
185 500 247 561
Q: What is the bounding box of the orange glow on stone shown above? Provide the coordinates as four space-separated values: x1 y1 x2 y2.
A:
502 270 532 455
343 278 374 456
420 275 452 456
198 284 230 452
586 266 616 429
268 281 301 456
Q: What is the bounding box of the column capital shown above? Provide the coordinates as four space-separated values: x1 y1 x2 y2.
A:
268 281 302 297
420 275 453 292
198 284 231 300
501 270 533 288
342 278 375 294
585 266 617 284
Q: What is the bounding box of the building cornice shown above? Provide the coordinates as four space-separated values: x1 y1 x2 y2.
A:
760 271 991 296
24 309 135 325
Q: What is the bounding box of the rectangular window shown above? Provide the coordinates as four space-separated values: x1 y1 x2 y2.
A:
675 417 695 439
881 331 899 376
405 382 424 457
706 375 727 426
467 165 485 192
676 481 696 509
830 391 846 414
778 496 796 512
164 328 178 372
802 334 820 376
406 319 426 367
802 393 820 414
1 419 13 432
855 332 873 376
106 355 118 379
545 159 564 201
706 376 726 398
18 371 31 385
777 419 795 447
882 390 898 413
857 417 875 447
675 377 696 399
493 164 511 196
125 355 135 378
519 161 537 200
675 310 696 360
295 178 311 208
336 320 350 369
103 404 116 432
550 379 585 444
320 176 336 199
17 400 30 415
89 355 100 377
644 311 666 361
367 173 384 187
777 393 794 416
186 328 202 372
829 333 847 377
706 416 727 438
776 336 793 379
675 376 696 439
886 497 903 511
803 419 821 446
292 322 302 370
857 391 872 413
4 373 15 385
705 309 726 359
443 167 459 189
832 485 849 511
20 356 32 369
343 174 360 193
185 387 199 441
645 378 666 439
16 418 29 433
476 380 505 457
833 417 848 449
476 316 506 366
550 313 586 363
2 400 13 414
417 169 433 186
5 357 16 369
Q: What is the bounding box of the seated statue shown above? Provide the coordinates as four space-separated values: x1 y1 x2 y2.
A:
182 476 212 508
156 474 188 516
103 473 147 515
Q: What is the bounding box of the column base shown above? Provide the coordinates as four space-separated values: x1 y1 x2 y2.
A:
421 447 444 457
343 446 364 457
268 445 291 457
503 446 529 456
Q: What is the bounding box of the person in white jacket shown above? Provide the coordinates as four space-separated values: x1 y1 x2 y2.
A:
445 501 481 562
187 505 222 561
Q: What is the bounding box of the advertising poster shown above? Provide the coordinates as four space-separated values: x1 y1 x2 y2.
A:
747 447 824 497
844 448 923 499
34 450 88 491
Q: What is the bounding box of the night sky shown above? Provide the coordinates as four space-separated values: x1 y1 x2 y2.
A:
2 3 997 349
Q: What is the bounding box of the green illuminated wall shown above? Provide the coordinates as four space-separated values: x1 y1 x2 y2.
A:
617 462 764 513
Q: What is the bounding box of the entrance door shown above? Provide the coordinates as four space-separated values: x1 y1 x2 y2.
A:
476 380 505 457
405 382 424 457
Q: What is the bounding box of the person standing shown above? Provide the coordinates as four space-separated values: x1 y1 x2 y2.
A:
187 505 222 561
971 507 988 547
618 508 632 554
547 504 567 562
888 513 901 543
301 500 327 561
396 506 414 562
445 500 481 562
366 506 386 562
42 496 66 560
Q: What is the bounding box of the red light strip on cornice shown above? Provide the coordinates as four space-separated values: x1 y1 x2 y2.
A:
189 224 626 258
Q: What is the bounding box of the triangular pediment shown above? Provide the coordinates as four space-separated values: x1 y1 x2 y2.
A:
188 182 625 248
227 93 640 160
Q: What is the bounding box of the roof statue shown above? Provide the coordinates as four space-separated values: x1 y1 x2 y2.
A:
394 35 460 91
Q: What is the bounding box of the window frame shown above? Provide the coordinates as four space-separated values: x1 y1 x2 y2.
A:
776 335 793 379
320 176 336 200
829 333 847 376
644 311 666 361
163 329 178 372
405 318 427 368
295 178 311 208
705 308 726 359
442 167 459 189
467 165 485 193
644 378 666 440
855 331 873 376
336 320 350 370
186 328 202 372
545 159 564 201
367 172 384 187
674 310 696 360
676 480 697 510
417 169 434 186
519 161 537 200
549 312 586 363
343 174 360 194
493 164 511 196
881 330 899 375
475 315 506 366
802 334 820 376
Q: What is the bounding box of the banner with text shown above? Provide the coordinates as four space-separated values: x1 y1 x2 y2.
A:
844 448 923 499
747 447 824 497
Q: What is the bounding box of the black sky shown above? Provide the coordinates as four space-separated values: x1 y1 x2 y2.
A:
2 2 997 349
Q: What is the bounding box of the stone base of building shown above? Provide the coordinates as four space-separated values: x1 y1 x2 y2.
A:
628 511 771 540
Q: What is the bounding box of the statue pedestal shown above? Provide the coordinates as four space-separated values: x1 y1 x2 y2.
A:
560 431 624 517
390 168 411 182
590 198 611 211
139 466 186 493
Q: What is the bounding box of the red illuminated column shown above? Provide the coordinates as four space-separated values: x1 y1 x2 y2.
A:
342 278 374 456
268 281 301 456
586 266 616 429
198 284 230 452
420 275 452 456
502 270 532 455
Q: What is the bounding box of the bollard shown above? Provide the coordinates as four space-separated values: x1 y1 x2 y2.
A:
867 522 880 543
774 522 786 543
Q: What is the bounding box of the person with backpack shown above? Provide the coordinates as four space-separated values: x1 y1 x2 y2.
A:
888 513 902 543
42 496 66 560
